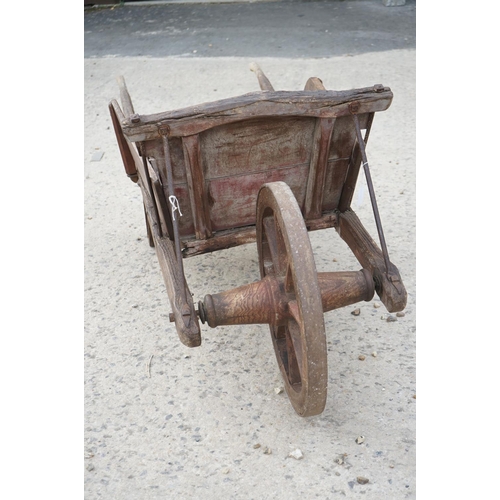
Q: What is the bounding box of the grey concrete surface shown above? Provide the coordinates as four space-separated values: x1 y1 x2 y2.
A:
84 0 415 58
85 2 415 498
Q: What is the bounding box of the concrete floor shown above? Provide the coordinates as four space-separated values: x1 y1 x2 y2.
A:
84 1 416 498
84 0 416 58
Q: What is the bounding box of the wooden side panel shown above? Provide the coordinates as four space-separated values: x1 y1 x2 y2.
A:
338 113 374 211
208 165 309 232
140 112 375 241
321 158 351 211
321 113 370 211
198 116 315 232
145 137 187 185
144 138 196 237
200 117 315 178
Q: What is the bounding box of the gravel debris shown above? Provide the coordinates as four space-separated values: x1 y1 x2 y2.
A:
288 449 304 460
91 151 104 162
253 443 261 449
351 308 361 316
263 447 272 455
396 311 405 317
358 354 366 361
357 476 369 485
274 387 284 394
371 351 377 357
386 315 397 322
355 436 365 444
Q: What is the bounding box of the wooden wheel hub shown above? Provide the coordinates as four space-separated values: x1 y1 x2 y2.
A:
201 270 374 329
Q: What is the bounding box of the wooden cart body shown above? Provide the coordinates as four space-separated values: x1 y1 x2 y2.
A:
109 66 407 416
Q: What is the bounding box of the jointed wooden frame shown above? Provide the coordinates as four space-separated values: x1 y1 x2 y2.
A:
109 64 407 415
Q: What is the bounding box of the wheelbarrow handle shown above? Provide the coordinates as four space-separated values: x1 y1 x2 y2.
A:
116 75 136 118
249 62 275 91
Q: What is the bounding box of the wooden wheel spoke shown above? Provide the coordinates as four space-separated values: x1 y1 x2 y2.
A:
287 299 300 324
284 262 294 293
285 325 301 386
273 214 288 276
262 216 279 275
275 323 302 387
263 214 288 276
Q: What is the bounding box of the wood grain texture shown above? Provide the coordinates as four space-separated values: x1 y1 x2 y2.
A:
207 164 309 232
249 62 275 91
109 101 139 182
337 209 407 312
120 88 393 141
182 135 212 240
200 117 314 178
138 173 202 347
304 117 335 219
338 112 374 211
180 210 339 257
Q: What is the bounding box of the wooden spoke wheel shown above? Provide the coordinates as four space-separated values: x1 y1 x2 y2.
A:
256 182 327 416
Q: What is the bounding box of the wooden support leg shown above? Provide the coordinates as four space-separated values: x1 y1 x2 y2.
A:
137 155 201 347
337 209 407 312
151 234 201 347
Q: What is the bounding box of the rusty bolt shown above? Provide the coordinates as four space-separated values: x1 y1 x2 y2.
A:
349 102 360 114
130 113 141 123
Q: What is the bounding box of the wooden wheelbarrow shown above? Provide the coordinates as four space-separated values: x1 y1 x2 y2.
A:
109 63 407 417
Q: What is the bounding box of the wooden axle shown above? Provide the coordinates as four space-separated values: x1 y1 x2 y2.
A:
199 269 374 328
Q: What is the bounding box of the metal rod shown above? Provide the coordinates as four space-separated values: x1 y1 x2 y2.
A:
352 113 391 273
162 135 188 304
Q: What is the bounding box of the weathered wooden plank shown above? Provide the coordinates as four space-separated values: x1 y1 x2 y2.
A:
338 113 375 211
337 209 407 313
144 137 187 185
153 234 201 348
304 117 335 219
181 210 339 257
108 101 138 182
249 62 275 91
321 158 350 211
138 154 202 347
143 203 154 247
200 117 314 179
116 75 136 118
182 226 257 257
182 135 212 240
120 88 393 141
304 77 326 91
144 141 195 237
144 87 390 123
207 165 309 232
